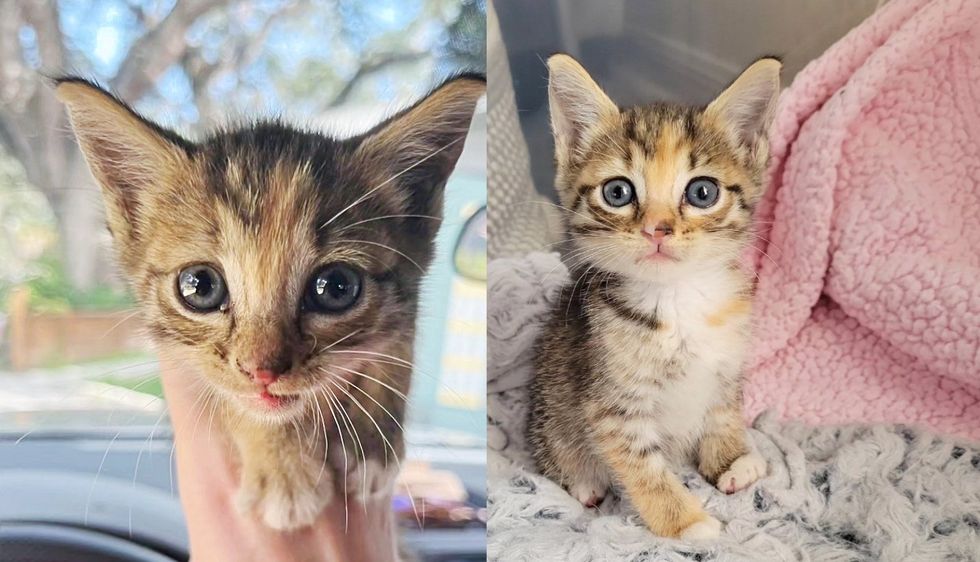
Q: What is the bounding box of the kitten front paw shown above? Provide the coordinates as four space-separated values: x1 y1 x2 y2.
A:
568 479 608 508
715 453 766 494
679 515 722 540
347 459 398 500
237 468 334 531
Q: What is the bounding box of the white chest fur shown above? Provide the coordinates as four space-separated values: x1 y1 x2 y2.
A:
595 267 750 447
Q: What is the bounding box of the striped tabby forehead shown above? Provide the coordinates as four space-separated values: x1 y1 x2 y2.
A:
562 104 759 237
178 124 414 273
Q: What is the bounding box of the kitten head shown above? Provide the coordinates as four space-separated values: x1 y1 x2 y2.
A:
56 75 484 423
547 54 780 282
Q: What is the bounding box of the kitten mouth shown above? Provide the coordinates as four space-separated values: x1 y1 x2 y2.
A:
256 389 299 410
641 248 679 262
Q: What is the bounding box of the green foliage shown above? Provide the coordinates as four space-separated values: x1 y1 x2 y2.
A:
443 0 487 72
20 253 133 313
97 374 164 399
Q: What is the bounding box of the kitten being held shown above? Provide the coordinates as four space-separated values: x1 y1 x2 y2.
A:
527 55 780 540
57 75 484 531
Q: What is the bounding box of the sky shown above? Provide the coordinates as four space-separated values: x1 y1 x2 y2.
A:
40 0 459 128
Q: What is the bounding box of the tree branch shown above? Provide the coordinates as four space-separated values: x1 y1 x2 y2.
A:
20 0 67 72
181 0 309 122
112 0 231 100
327 51 429 108
0 0 71 192
0 114 30 167
0 0 35 110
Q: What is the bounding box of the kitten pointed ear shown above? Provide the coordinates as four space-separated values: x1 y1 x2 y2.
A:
547 54 618 165
706 58 782 149
55 78 191 245
355 74 485 224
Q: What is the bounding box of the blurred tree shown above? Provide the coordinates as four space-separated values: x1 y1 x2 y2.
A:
0 0 484 292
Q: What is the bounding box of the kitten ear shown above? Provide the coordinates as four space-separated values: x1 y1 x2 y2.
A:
355 74 485 228
55 77 191 245
705 57 782 149
547 54 618 165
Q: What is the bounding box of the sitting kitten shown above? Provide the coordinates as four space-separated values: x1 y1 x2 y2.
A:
527 54 780 540
56 75 484 530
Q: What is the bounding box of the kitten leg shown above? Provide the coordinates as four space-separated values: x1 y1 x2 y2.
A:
698 404 766 494
337 383 406 502
347 458 399 500
532 427 610 507
568 470 611 508
234 420 334 531
596 433 720 539
559 449 611 508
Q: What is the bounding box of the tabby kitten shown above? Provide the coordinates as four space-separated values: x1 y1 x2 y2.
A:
527 55 780 540
56 75 484 530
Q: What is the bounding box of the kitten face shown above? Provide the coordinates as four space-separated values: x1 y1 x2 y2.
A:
56 76 484 423
136 133 417 422
547 55 781 282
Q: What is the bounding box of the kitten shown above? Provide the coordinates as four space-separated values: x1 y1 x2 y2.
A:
526 54 780 540
56 74 484 530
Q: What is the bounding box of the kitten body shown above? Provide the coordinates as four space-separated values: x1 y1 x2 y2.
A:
527 55 780 540
56 75 484 531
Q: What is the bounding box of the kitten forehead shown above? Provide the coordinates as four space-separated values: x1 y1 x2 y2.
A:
181 122 405 260
575 105 746 204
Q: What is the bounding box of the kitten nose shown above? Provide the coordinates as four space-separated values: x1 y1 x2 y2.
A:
241 355 293 385
642 221 674 243
252 369 279 385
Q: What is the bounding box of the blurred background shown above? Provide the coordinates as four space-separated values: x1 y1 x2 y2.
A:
0 1 486 560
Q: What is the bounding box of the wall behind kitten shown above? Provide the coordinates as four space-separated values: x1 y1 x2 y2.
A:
494 0 882 204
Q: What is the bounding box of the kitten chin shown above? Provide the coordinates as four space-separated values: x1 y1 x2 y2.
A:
57 73 484 530
528 54 780 539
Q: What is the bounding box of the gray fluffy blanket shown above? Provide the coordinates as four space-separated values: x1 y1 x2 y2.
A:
487 253 980 561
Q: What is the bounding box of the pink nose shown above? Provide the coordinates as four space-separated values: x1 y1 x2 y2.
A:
251 369 279 386
642 222 673 244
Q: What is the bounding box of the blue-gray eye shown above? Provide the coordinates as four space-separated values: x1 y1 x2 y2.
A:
685 177 720 208
178 264 227 312
304 264 363 313
601 178 634 207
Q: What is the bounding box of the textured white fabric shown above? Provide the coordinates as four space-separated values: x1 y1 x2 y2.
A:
486 2 562 259
487 252 980 561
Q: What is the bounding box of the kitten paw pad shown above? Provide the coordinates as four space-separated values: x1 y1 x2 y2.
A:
679 516 722 540
569 481 608 508
716 453 766 494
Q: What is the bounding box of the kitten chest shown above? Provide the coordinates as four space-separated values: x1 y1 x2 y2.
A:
594 277 750 441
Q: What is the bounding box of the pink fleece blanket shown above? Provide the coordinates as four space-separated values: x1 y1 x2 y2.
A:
746 0 980 440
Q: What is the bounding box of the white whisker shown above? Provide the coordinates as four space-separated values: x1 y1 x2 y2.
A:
319 139 462 230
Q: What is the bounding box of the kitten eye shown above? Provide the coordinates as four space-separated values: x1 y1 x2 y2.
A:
177 264 227 312
684 177 720 209
601 178 635 208
304 264 363 314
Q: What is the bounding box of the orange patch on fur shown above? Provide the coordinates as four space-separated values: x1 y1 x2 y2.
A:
705 298 750 327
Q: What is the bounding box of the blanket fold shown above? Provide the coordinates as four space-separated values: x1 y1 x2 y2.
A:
745 0 980 438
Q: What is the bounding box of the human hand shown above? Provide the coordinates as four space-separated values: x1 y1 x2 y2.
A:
160 357 399 562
